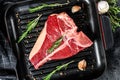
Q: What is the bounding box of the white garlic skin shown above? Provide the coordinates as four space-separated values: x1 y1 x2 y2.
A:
98 1 109 14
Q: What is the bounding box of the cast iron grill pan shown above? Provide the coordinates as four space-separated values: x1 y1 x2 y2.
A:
4 0 106 80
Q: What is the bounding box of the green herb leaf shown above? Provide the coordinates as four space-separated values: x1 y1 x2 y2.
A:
29 3 69 13
106 0 120 31
17 14 42 43
47 36 63 53
43 61 74 80
107 0 118 6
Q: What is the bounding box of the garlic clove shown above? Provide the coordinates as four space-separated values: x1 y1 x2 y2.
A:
71 5 81 13
78 59 87 71
98 1 109 14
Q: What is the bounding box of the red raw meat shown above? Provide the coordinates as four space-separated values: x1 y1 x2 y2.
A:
29 12 93 69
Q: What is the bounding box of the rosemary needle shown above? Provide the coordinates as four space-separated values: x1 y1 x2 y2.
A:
43 61 74 80
47 36 63 54
17 14 42 43
29 3 69 13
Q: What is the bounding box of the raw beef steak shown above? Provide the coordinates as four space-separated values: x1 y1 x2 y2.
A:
29 12 93 69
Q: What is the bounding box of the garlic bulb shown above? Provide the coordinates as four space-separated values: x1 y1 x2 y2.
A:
98 1 109 14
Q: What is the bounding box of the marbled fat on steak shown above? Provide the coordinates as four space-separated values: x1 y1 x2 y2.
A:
29 12 93 69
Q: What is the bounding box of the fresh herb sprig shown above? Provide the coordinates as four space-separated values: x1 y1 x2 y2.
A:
107 0 118 5
47 36 63 53
17 14 42 43
108 6 120 31
29 3 69 13
43 61 74 80
107 0 120 31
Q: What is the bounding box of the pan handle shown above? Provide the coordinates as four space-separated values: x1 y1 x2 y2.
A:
99 15 114 50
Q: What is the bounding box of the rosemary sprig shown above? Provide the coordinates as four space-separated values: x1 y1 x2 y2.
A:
107 0 120 31
43 61 74 80
29 3 69 13
17 14 42 43
107 0 118 6
47 36 63 53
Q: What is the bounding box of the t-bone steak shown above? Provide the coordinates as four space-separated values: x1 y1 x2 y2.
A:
29 12 93 69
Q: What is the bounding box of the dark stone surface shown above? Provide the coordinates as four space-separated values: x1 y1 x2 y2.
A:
0 0 120 80
95 28 120 80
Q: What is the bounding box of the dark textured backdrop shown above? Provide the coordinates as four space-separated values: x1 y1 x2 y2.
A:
0 0 120 80
96 28 120 80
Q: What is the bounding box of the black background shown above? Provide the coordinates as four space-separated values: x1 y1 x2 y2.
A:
0 0 120 80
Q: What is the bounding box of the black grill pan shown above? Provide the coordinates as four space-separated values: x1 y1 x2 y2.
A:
4 0 107 80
